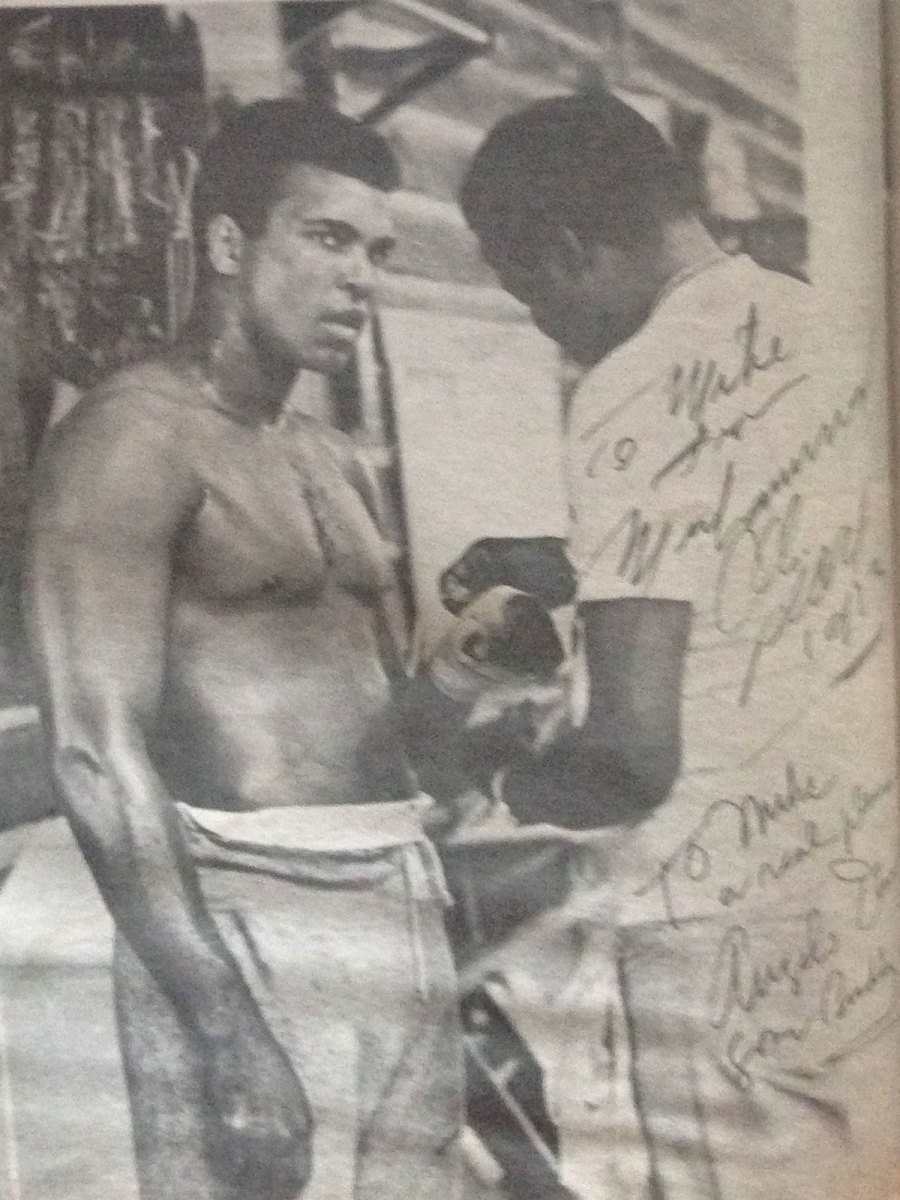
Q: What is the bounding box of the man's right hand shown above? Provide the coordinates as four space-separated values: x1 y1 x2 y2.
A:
200 1002 313 1200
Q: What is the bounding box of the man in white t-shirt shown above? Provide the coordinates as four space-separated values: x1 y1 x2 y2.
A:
458 92 898 1199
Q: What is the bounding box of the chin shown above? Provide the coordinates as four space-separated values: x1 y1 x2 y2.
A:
531 314 588 360
313 335 358 373
566 324 629 366
288 344 352 377
318 347 354 376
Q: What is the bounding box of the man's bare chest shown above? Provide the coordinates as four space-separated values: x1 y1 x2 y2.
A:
173 423 388 603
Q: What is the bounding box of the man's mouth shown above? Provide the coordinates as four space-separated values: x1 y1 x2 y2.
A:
321 310 366 332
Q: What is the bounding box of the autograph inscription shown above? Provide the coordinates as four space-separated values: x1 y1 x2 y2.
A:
578 300 790 481
709 909 839 1032
637 768 895 927
717 484 874 704
574 302 897 1095
709 911 898 1089
576 297 880 707
666 302 790 424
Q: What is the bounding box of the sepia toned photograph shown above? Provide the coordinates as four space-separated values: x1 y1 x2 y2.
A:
0 2 896 1198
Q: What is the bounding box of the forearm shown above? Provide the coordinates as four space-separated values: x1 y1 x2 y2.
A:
53 743 255 1038
502 598 690 829
500 728 680 829
54 741 314 1196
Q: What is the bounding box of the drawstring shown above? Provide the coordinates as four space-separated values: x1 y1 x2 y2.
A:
401 846 429 1002
399 837 454 1002
179 798 450 1004
415 832 454 907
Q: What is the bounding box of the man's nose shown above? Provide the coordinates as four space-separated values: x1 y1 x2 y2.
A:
342 245 377 300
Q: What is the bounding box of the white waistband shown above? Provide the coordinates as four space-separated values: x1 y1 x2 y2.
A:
177 796 436 856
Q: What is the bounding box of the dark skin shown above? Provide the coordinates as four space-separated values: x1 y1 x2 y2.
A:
25 164 398 1200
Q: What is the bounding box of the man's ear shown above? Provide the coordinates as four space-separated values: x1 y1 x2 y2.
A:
206 214 245 277
539 224 593 289
555 224 592 273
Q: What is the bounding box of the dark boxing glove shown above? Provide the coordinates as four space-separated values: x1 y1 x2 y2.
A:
439 537 576 615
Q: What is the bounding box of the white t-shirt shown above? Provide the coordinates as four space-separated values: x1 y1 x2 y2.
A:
480 255 896 1200
565 253 894 926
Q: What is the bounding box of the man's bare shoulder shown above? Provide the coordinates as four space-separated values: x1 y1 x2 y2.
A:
51 358 210 453
32 359 206 529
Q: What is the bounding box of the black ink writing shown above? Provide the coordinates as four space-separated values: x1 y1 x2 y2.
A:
667 303 791 428
637 764 836 925
709 910 840 1031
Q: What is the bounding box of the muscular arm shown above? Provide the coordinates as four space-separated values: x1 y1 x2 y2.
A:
501 598 691 829
25 394 244 1026
25 390 311 1197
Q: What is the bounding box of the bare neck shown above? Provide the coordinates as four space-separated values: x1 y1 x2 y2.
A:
175 293 297 426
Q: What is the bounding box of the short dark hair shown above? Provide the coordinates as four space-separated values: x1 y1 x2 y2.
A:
194 99 400 238
460 90 699 257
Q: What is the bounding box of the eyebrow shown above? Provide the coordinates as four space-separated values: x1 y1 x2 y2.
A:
302 218 358 239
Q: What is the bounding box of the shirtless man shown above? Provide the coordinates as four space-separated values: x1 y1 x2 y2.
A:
24 101 461 1200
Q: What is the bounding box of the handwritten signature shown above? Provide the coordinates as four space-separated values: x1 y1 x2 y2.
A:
580 375 867 581
716 483 876 705
578 301 791 482
667 302 791 425
637 768 895 927
710 911 899 1088
830 853 900 931
709 909 839 1031
653 374 808 489
574 295 883 705
582 392 878 707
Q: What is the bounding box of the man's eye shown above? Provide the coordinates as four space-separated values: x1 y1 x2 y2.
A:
314 230 344 250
